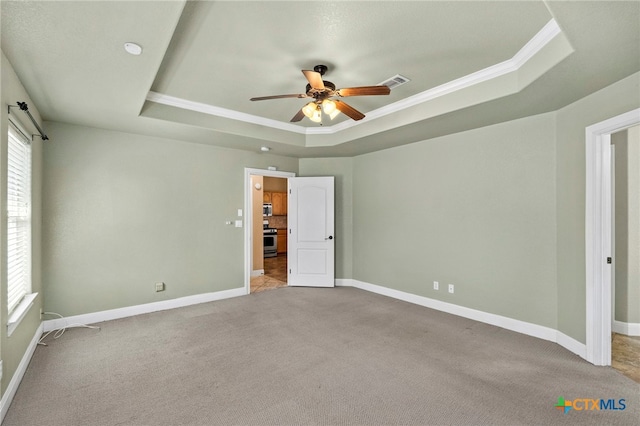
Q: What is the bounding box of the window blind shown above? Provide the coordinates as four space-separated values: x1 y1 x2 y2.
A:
7 122 31 314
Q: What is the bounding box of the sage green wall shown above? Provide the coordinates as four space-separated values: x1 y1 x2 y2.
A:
299 158 353 279
41 122 297 316
351 113 558 328
555 72 640 343
0 52 44 394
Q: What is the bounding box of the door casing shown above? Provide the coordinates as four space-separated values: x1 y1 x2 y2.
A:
585 108 640 365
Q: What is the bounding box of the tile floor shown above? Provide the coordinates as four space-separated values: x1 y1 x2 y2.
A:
612 333 640 383
250 254 287 293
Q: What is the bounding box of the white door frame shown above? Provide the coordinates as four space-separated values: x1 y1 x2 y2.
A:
585 108 640 365
244 168 296 295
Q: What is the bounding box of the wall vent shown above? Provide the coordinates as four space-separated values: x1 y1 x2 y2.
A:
378 74 410 89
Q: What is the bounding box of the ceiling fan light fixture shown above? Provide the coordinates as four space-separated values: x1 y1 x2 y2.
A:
322 99 337 115
310 107 322 123
250 65 390 123
302 102 317 119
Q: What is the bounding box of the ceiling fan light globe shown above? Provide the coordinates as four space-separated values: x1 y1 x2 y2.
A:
302 102 317 118
322 99 337 115
310 108 322 123
328 109 341 120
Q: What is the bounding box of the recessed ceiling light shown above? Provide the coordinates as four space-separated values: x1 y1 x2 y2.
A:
124 42 143 55
260 146 270 152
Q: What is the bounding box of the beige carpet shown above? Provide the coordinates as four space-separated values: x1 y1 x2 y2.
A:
3 287 639 425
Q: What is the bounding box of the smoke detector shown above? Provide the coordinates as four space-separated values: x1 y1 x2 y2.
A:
124 42 143 55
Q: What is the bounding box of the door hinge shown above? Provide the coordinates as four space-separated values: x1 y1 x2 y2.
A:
607 257 612 264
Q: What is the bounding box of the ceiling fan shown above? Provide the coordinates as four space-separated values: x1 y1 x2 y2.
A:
250 65 391 123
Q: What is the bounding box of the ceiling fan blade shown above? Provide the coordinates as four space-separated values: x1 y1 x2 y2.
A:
302 70 325 90
335 100 365 121
337 86 391 97
250 94 308 101
290 109 305 122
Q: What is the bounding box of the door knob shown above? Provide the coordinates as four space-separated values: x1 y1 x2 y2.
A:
326 236 333 240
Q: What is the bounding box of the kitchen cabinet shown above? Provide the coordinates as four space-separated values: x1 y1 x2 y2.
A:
277 229 287 254
271 192 287 216
263 191 287 215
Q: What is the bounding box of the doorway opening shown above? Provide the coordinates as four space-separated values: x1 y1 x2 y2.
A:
585 108 640 366
610 126 640 382
252 176 289 293
244 168 295 295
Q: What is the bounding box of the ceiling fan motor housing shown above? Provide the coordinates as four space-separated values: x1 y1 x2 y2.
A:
306 81 336 100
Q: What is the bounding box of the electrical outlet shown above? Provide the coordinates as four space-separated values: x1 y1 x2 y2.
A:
155 282 165 292
433 281 439 290
448 284 454 294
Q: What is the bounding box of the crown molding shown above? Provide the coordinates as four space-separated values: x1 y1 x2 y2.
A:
146 19 562 137
355 19 562 125
145 91 308 134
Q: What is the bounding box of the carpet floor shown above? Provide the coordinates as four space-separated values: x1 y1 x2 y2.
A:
3 287 639 425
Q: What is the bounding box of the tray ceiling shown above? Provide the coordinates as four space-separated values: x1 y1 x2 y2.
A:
2 1 639 157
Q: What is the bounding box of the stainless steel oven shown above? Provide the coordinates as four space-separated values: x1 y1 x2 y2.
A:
263 227 277 258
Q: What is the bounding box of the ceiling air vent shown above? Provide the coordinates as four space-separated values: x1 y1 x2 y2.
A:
378 74 410 90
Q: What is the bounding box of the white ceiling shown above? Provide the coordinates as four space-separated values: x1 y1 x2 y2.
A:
2 1 639 157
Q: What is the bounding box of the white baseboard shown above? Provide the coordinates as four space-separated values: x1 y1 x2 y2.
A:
0 322 44 424
335 279 351 288
43 287 246 332
613 320 640 336
337 278 587 361
556 330 587 358
251 269 264 277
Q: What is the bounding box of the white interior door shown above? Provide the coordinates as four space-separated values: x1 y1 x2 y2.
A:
288 177 335 287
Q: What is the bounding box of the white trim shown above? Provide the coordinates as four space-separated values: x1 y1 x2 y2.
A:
556 331 587 359
511 19 562 67
243 168 296 295
0 322 43 424
7 293 39 337
335 279 352 288
148 20 561 136
585 108 640 365
357 20 561 127
43 288 245 332
337 279 587 360
613 320 640 336
251 269 265 277
145 92 308 134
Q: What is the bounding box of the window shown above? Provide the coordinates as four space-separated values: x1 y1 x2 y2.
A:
7 121 32 316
